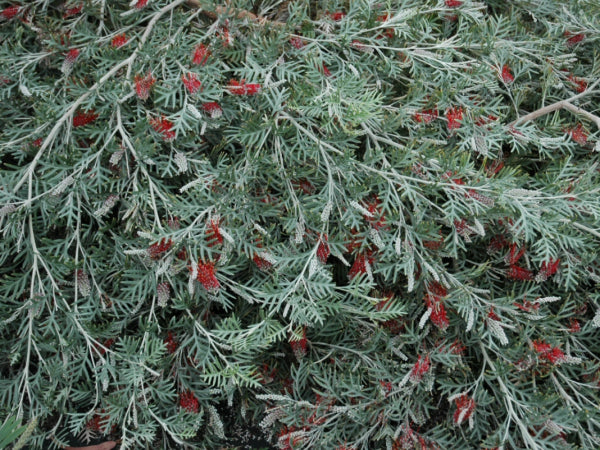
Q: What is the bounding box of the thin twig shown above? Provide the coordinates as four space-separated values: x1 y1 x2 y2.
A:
509 78 600 128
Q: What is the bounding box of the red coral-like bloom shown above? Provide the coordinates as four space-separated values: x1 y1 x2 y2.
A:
196 260 220 292
227 79 261 96
507 265 533 281
453 394 475 425
290 37 304 49
206 218 223 246
134 72 156 100
149 116 176 142
567 74 587 93
536 258 560 282
133 0 148 9
410 354 431 382
564 31 585 47
445 0 463 7
317 235 330 264
164 331 178 354
290 328 307 358
568 123 588 145
414 108 438 124
533 340 566 364
424 281 449 330
192 43 210 66
179 391 199 413
446 106 463 131
148 238 173 259
64 4 83 18
500 64 514 83
73 110 98 127
1 5 21 20
182 73 202 95
348 251 375 280
329 11 346 21
202 102 223 119
111 34 128 48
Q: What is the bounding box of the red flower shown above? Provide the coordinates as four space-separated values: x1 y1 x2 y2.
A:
414 108 438 124
1 5 21 20
179 391 199 413
148 238 173 259
132 0 148 9
111 34 128 48
253 253 273 271
329 11 346 21
536 258 560 282
290 37 304 49
97 338 114 356
181 73 202 95
453 394 475 425
134 72 156 100
196 260 220 292
206 218 223 246
73 110 98 127
410 355 431 382
500 64 514 83
564 31 585 47
507 265 533 281
64 4 83 18
317 235 330 264
348 251 375 280
424 281 449 330
446 0 463 7
290 328 307 358
321 64 332 77
227 79 261 96
505 243 526 265
533 340 566 364
568 123 588 145
202 102 223 119
149 116 176 142
446 106 463 131
568 319 581 333
567 74 587 93
62 48 80 72
164 331 178 354
192 43 210 66
365 196 387 230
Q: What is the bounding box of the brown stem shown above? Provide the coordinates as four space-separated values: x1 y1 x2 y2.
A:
509 78 600 129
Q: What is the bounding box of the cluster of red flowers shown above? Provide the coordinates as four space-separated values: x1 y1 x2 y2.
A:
316 235 330 264
504 243 533 281
564 31 585 47
181 73 202 95
149 116 176 141
86 410 109 433
134 72 156 100
414 108 438 124
536 258 560 282
445 106 463 131
328 11 346 21
253 252 273 271
453 394 475 425
365 196 387 230
164 331 177 354
111 34 128 48
206 218 223 247
289 37 304 49
195 260 220 292
348 251 375 280
500 64 514 83
1 5 21 20
424 281 450 330
63 4 83 18
227 79 261 95
192 43 210 66
148 238 173 259
73 110 98 127
96 338 114 356
62 48 80 73
290 328 307 359
568 123 588 146
532 340 566 364
321 63 332 77
179 390 199 413
132 0 148 9
410 354 431 383
567 74 587 93
202 101 223 119
445 0 463 7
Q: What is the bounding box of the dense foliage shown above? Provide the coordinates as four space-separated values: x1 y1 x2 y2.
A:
1 0 600 448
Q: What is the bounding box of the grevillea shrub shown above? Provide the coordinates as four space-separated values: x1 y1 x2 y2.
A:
1 1 600 449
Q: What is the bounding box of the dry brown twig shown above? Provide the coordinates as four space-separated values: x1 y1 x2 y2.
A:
509 78 600 129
